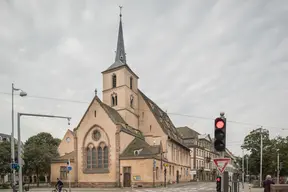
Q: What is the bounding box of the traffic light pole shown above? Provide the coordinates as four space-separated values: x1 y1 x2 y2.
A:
17 113 71 192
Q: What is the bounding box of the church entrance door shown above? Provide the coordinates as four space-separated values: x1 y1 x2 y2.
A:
123 167 131 187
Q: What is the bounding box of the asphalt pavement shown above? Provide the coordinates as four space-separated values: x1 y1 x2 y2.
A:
0 182 263 192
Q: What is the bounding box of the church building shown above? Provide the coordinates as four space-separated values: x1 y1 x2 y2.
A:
51 10 191 188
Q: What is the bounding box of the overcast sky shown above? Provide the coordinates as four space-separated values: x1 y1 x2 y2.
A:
1 0 287 156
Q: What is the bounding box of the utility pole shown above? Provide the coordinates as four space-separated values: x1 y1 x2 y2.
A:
246 155 249 182
242 149 245 188
277 150 280 184
17 113 71 192
259 127 263 187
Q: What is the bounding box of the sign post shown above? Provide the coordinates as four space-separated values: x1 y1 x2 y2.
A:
67 159 72 192
213 158 230 192
153 159 156 187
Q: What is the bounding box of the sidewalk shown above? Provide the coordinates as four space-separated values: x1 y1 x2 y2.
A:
243 183 263 192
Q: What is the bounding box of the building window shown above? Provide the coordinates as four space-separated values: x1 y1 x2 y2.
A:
92 147 97 168
87 147 92 169
60 166 67 180
156 167 159 180
150 125 152 132
92 130 101 141
130 95 134 108
86 142 109 170
111 93 118 106
142 112 144 118
130 76 133 89
112 74 116 88
97 146 103 168
169 165 171 175
94 110 96 117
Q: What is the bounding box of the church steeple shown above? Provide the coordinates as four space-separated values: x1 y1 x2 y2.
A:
102 6 138 78
115 6 126 64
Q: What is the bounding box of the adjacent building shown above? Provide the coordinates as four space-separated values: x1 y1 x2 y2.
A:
50 12 190 188
177 127 238 181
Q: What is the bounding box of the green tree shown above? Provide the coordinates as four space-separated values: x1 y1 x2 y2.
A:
23 132 60 186
0 141 12 178
242 128 275 178
242 128 288 180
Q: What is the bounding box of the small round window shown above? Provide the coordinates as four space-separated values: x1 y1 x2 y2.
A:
92 130 101 141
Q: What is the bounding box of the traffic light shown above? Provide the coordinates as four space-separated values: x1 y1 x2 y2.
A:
214 117 226 152
216 176 221 192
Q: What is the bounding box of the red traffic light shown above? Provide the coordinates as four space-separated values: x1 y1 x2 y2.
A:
215 118 225 129
216 178 221 182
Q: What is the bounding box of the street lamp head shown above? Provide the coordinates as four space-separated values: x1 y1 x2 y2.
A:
19 91 27 97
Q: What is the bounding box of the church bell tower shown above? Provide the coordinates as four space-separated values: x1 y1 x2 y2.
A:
101 7 139 129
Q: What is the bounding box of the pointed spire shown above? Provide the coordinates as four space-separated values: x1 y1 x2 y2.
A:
115 6 126 64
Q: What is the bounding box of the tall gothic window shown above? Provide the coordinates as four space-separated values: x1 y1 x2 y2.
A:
111 93 118 106
87 147 92 169
86 143 109 170
130 95 134 108
112 74 117 88
92 147 97 168
104 146 108 168
130 76 133 89
97 146 103 168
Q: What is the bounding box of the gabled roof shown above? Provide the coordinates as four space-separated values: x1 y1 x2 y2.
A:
51 151 76 163
138 90 189 150
177 126 199 139
74 95 143 139
198 134 212 142
120 137 160 158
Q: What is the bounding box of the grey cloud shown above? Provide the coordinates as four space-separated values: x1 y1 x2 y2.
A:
0 0 288 156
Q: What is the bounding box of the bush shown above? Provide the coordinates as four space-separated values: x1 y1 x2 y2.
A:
0 183 10 189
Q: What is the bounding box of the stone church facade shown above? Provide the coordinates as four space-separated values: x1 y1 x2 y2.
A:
50 12 191 188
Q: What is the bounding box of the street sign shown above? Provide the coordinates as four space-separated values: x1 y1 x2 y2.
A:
153 159 156 168
67 165 72 171
213 158 230 173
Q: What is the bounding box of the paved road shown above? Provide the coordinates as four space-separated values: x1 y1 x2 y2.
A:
0 182 215 192
0 182 262 192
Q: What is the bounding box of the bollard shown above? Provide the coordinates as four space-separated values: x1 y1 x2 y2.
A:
249 184 251 192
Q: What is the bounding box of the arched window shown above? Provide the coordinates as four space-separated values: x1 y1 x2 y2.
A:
111 93 118 106
85 143 109 172
112 74 117 88
92 147 97 168
130 95 134 108
130 76 133 89
97 146 103 168
86 147 92 169
104 146 109 168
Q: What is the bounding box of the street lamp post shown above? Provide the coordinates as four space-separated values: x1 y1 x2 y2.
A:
11 83 27 187
259 127 263 187
246 156 249 182
17 112 71 192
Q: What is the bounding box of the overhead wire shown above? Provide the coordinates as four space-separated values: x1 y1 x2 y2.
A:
0 91 287 131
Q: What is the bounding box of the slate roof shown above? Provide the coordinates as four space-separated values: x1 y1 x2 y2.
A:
74 95 143 140
59 151 76 160
51 151 76 163
177 126 200 139
138 90 189 150
120 137 160 158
